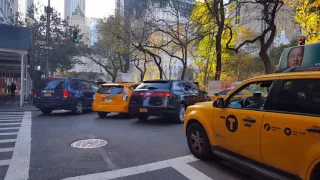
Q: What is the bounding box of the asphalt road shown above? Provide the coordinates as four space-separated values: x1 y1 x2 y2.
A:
1 110 257 180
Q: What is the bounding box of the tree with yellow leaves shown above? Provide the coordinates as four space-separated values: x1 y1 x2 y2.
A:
285 0 320 43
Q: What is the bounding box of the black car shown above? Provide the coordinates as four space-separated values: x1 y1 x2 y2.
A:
128 80 210 123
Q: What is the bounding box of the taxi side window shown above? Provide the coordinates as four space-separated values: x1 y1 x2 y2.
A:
227 81 274 110
273 79 320 115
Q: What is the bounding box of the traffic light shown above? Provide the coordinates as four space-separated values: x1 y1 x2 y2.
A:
73 30 78 43
298 37 305 45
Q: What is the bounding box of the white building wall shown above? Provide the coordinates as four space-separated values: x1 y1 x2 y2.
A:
0 0 14 24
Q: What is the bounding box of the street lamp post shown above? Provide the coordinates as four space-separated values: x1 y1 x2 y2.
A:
45 0 52 77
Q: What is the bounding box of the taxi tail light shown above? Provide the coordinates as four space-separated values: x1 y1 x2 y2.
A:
33 91 36 97
63 90 69 98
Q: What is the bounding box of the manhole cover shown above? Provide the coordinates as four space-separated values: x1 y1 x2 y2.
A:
71 139 107 149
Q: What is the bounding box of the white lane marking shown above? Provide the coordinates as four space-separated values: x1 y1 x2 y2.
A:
0 139 16 143
5 112 32 180
0 148 14 153
172 163 213 180
0 123 21 126
0 160 10 166
62 155 199 180
0 119 23 121
0 132 18 135
0 127 20 130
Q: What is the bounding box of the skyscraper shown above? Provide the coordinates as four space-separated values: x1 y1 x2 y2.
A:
64 0 85 22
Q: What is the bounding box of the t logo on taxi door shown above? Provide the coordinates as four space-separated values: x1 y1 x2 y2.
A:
226 115 238 133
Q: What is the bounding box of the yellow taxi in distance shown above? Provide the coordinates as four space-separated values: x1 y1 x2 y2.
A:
92 82 139 117
210 88 253 101
184 70 320 180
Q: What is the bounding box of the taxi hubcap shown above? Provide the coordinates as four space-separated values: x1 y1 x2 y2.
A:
190 130 204 153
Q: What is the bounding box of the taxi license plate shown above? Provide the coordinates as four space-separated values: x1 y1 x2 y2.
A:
105 98 112 102
44 93 51 97
140 108 147 112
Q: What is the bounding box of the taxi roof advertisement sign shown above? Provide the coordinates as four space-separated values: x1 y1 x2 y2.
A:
278 43 320 71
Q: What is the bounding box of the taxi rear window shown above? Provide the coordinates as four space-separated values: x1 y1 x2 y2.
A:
98 85 124 95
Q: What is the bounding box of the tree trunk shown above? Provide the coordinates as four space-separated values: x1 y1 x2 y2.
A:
215 34 222 80
180 47 188 80
259 51 273 74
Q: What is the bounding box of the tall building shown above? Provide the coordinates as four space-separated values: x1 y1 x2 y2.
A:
70 5 90 47
26 0 33 12
1 0 14 24
232 1 300 47
116 0 196 80
64 0 85 22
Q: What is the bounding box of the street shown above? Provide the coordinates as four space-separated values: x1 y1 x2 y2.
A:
0 110 256 180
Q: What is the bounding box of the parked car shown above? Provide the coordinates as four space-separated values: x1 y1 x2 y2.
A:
92 82 140 117
33 77 99 115
211 88 253 101
128 80 211 123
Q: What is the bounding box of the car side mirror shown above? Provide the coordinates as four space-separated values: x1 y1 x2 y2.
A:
213 98 224 108
214 93 218 96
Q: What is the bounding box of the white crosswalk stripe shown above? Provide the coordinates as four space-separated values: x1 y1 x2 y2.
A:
0 111 28 179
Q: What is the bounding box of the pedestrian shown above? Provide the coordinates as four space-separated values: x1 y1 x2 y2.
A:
10 82 16 97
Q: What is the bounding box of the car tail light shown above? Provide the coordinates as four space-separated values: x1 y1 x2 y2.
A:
48 77 54 81
144 92 172 99
63 90 69 98
33 91 36 97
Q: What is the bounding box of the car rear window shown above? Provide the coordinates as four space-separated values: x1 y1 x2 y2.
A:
136 81 170 90
98 85 124 95
36 78 64 90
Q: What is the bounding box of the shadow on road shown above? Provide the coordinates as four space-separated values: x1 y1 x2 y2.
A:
95 113 135 120
131 117 182 126
36 110 94 117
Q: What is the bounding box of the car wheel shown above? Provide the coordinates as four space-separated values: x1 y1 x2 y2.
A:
137 115 148 121
73 100 84 115
98 112 108 118
41 108 52 115
187 123 211 160
176 104 186 124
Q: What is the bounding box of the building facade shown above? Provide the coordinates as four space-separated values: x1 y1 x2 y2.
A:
0 0 14 24
116 0 197 80
64 0 85 22
233 1 300 47
70 5 90 47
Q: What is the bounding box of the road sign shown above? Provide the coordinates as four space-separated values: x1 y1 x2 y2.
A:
40 46 53 50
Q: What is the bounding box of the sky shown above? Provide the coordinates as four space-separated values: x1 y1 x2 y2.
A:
38 0 115 19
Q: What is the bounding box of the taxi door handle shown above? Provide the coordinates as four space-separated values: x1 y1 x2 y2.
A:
306 128 320 133
243 118 256 123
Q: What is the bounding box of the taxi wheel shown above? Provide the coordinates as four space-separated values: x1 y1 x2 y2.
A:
187 123 211 160
98 112 108 118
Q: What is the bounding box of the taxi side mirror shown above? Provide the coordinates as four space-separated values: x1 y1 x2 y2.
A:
213 98 224 108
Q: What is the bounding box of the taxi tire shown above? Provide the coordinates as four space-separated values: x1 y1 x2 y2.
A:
98 112 108 118
187 123 211 160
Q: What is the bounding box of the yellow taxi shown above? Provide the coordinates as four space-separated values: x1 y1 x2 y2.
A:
210 88 253 101
92 73 139 117
184 68 320 180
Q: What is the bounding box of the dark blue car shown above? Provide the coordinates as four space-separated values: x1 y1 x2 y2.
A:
33 77 99 115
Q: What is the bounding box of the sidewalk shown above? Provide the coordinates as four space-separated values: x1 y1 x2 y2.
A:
0 95 39 112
